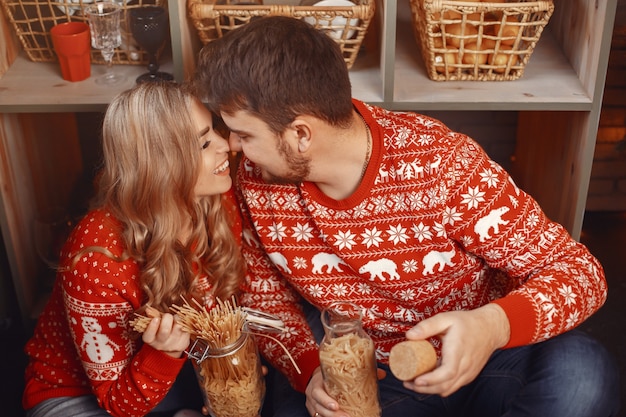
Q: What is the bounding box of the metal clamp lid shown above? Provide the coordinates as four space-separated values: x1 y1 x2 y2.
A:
242 307 285 333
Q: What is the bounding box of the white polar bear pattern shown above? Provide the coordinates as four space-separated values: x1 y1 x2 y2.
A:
79 317 120 364
268 252 292 274
311 252 346 274
359 258 400 281
474 206 510 242
422 249 456 275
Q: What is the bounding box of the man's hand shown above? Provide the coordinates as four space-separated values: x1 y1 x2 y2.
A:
402 303 510 397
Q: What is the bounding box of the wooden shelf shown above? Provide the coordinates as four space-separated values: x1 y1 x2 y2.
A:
391 24 592 111
0 55 174 113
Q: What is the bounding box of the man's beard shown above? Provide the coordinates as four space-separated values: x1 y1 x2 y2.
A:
262 138 311 184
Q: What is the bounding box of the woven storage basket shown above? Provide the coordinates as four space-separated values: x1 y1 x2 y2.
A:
187 0 375 69
0 0 167 65
410 0 554 81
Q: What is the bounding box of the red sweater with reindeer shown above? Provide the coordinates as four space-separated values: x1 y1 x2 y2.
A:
237 99 607 393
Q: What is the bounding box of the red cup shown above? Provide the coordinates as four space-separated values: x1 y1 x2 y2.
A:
50 22 91 82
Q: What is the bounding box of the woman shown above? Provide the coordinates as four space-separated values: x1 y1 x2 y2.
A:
22 82 244 417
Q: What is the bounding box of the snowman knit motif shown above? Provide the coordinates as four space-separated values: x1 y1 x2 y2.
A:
22 208 214 417
236 99 608 393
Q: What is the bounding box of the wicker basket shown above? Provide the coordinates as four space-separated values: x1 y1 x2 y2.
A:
187 0 375 69
410 0 554 81
0 0 167 65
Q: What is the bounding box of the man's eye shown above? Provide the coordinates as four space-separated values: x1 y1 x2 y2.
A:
201 141 210 150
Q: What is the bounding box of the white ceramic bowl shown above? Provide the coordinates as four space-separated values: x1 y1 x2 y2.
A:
303 0 359 40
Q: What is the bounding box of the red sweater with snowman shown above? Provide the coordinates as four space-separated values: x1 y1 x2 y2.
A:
237 99 608 392
23 192 242 417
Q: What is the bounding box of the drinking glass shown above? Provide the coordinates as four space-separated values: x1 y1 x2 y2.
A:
84 2 125 85
129 6 173 83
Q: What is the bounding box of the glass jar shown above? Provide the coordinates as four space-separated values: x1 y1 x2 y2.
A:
188 327 265 417
319 301 381 417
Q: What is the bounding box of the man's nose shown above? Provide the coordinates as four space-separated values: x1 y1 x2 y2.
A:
228 133 242 152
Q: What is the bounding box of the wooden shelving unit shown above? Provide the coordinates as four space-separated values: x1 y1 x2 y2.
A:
0 0 618 322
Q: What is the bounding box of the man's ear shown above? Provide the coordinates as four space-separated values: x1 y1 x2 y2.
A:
291 118 313 153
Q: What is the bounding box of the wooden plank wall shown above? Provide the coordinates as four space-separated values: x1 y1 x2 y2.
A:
587 0 626 211
1 6 84 321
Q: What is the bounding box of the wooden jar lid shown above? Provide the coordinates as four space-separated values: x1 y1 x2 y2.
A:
388 340 437 381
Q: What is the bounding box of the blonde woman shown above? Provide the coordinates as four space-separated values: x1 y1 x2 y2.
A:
23 82 243 417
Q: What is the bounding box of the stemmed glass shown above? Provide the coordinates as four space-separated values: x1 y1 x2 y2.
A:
84 2 125 85
129 6 174 83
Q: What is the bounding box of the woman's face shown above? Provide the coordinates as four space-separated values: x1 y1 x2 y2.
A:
191 99 232 198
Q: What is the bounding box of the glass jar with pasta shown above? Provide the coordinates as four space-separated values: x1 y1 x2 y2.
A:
187 325 265 417
319 301 381 417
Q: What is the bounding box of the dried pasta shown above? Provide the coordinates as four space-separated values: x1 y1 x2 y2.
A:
131 299 265 417
319 333 381 417
172 298 265 417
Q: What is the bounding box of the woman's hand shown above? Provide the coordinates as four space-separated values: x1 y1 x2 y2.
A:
141 307 190 358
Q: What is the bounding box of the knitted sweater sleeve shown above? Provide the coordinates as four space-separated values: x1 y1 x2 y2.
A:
443 132 607 347
235 179 320 393
61 214 186 417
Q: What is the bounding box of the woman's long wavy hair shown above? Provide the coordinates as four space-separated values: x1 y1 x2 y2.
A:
92 82 243 311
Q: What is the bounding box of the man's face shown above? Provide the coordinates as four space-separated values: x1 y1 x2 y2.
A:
221 110 310 184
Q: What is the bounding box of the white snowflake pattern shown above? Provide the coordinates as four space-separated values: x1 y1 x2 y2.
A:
427 186 446 207
372 196 388 214
433 222 447 238
391 193 408 212
394 126 412 148
245 189 262 209
507 232 525 247
387 224 409 245
334 230 357 250
526 213 540 228
417 134 434 146
565 310 581 329
461 186 486 209
407 191 426 211
283 194 301 211
442 206 462 225
352 201 371 218
291 222 314 242
293 257 307 269
402 259 419 273
558 284 578 306
331 283 349 297
356 282 372 295
399 288 417 301
308 284 324 297
411 222 433 242
361 227 383 248
267 222 287 241
484 249 502 260
479 169 499 188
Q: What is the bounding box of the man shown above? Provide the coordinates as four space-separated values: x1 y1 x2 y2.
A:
193 16 620 417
